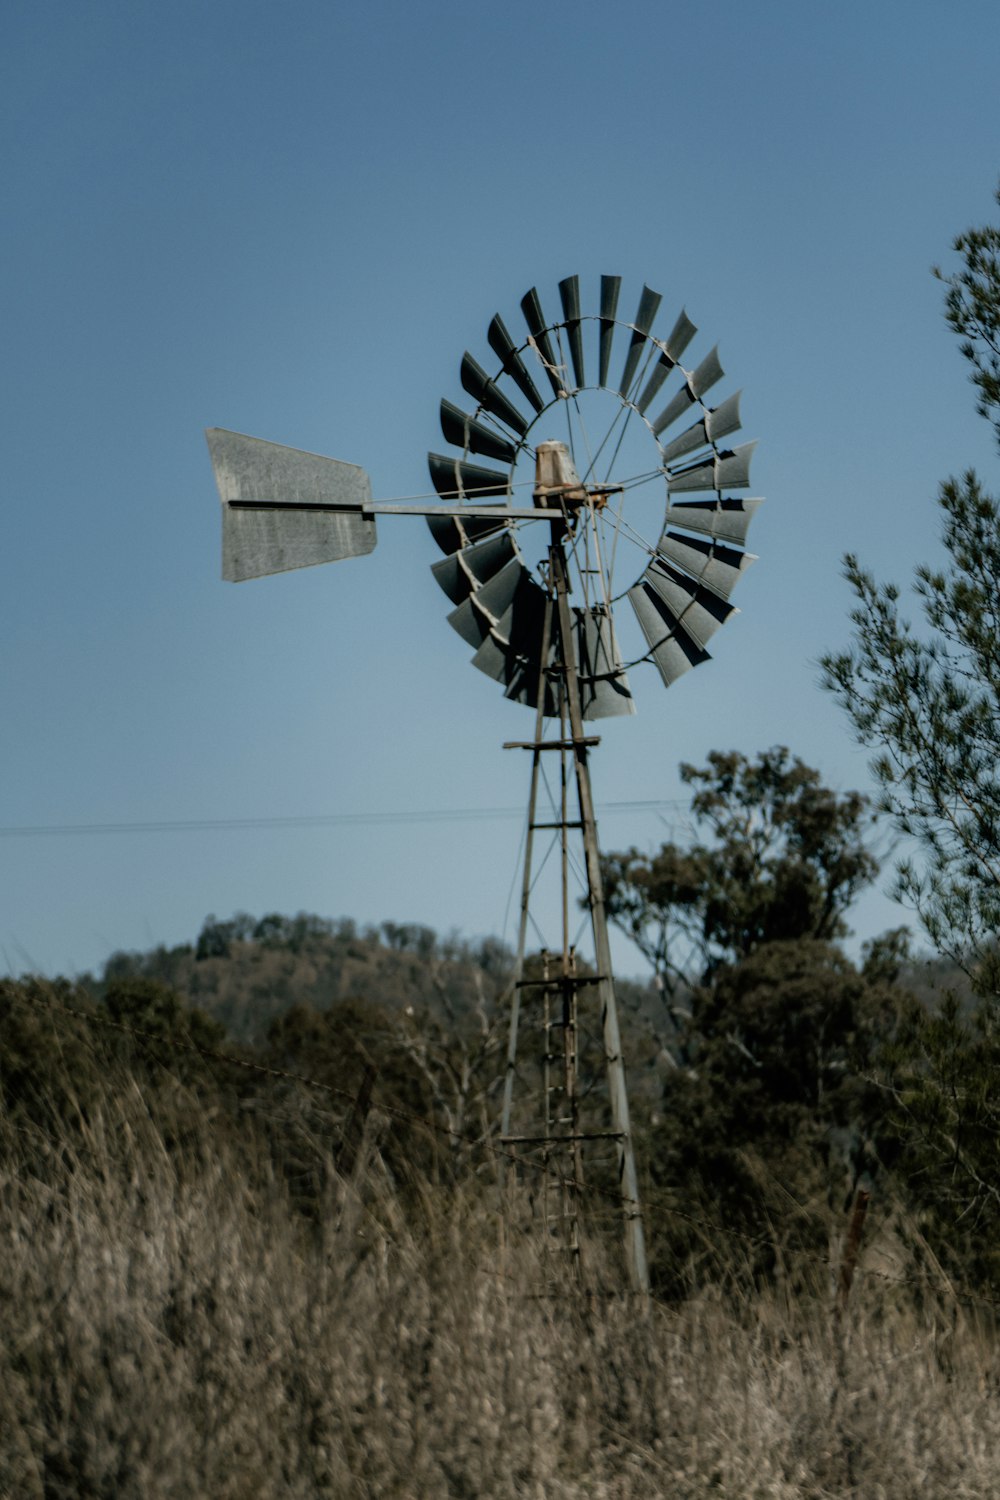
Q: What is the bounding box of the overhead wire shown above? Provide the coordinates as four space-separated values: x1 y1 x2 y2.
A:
0 798 686 840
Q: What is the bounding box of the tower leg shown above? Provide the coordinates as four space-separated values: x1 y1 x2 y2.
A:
550 545 650 1298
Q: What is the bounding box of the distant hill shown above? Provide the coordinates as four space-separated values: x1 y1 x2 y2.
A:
88 912 518 1044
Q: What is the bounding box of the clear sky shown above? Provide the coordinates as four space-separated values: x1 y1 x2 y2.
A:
4 0 1000 981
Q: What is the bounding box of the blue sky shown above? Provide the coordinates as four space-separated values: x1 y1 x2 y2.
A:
3 0 1000 980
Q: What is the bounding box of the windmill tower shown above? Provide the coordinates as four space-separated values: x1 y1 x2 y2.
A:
206 275 761 1297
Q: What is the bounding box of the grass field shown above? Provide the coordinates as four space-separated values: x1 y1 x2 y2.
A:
3 1059 999 1500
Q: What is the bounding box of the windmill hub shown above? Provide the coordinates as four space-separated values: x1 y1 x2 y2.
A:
532 439 588 516
532 439 618 521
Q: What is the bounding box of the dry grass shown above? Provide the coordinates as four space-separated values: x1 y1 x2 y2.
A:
2 1077 1000 1498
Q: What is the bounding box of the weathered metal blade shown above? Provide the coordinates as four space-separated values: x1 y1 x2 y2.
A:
471 632 513 684
429 530 516 605
440 400 518 464
636 354 674 416
460 353 530 436
619 285 662 399
650 382 695 438
559 275 585 389
642 558 737 647
446 595 492 648
651 348 725 438
706 389 743 443
474 556 528 622
428 452 512 501
462 529 517 584
655 531 757 598
599 274 621 387
503 656 560 716
663 308 697 362
471 632 560 716
485 575 559 712
576 607 635 719
690 345 724 398
660 390 743 463
660 418 709 464
521 287 565 397
487 314 545 413
667 441 757 494
425 510 508 556
664 496 763 547
492 573 548 654
628 582 711 687
207 429 376 582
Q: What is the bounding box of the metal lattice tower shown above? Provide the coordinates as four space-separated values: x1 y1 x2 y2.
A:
206 275 762 1298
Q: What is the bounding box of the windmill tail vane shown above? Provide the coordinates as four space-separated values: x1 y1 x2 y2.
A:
205 274 764 1297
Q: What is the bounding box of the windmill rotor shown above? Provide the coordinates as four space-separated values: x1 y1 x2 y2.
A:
427 275 761 720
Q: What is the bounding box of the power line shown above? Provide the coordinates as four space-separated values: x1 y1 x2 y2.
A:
0 799 686 840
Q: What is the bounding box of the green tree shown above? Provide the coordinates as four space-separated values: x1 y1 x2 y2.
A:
602 747 878 1003
600 751 905 1291
644 934 908 1294
822 187 1000 995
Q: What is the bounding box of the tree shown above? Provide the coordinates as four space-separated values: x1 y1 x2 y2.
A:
822 187 1000 995
601 751 901 1291
643 933 908 1293
602 747 878 1003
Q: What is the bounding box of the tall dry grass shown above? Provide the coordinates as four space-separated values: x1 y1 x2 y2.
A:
2 1055 1000 1496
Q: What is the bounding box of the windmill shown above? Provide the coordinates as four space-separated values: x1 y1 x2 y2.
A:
206 275 761 1297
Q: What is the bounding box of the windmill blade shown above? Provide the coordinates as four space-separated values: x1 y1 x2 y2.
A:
503 654 560 715
206 428 376 582
428 452 512 501
471 631 560 717
667 441 756 494
651 347 725 438
660 390 743 463
576 607 635 719
663 308 697 362
429 530 516 605
489 575 560 711
665 496 763 548
618 285 662 399
651 382 695 438
461 353 530 436
636 354 675 416
445 556 527 647
655 530 757 598
471 631 514 684
627 582 712 687
446 595 492 648
492 572 549 655
487 314 545 413
559 275 586 389
440 400 518 464
521 286 566 397
690 345 724 398
473 555 529 622
426 510 509 557
637 310 701 412
599 274 621 387
642 559 737 648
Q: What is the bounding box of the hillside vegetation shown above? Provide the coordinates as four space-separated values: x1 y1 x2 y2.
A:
3 957 1000 1498
6 752 1000 1492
